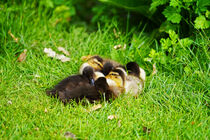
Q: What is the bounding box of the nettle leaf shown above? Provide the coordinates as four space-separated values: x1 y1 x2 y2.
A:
168 30 178 45
160 38 171 50
168 30 178 41
162 6 182 23
194 15 210 29
179 38 193 47
149 49 156 58
170 0 181 8
150 0 169 11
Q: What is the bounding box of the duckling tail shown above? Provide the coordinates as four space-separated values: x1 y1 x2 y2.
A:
46 89 57 97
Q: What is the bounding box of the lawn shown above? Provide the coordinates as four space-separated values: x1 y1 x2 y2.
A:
0 1 209 139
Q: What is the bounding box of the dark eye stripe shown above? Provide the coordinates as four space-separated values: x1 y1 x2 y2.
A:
96 62 103 68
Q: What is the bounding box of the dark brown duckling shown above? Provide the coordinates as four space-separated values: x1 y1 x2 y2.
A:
46 66 95 98
46 67 112 104
58 77 113 104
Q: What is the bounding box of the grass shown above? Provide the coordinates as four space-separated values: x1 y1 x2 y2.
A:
0 2 209 139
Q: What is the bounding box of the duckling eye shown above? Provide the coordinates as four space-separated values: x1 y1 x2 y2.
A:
111 73 118 76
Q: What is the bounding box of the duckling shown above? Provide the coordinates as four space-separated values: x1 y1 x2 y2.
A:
105 62 146 98
58 77 113 104
105 68 126 98
79 55 121 76
46 66 104 97
124 62 146 97
46 67 112 104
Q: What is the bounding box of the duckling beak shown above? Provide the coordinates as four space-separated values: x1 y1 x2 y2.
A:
105 75 112 79
90 78 95 86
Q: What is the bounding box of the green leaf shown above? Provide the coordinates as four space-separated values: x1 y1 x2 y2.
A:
194 15 210 29
40 0 54 8
197 0 210 12
160 38 172 50
54 5 69 13
149 49 156 58
168 30 178 41
159 21 177 33
150 0 169 11
170 0 181 8
162 6 182 23
99 0 155 20
205 10 210 18
183 0 196 2
179 38 193 47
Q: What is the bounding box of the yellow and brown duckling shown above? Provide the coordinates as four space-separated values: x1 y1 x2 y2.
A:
79 55 104 74
105 62 146 98
46 66 112 104
105 68 126 98
79 55 121 76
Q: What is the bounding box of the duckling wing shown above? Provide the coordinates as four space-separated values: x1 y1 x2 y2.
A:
58 85 100 103
55 75 89 91
47 75 90 97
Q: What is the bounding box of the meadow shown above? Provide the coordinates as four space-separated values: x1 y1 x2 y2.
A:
0 1 209 139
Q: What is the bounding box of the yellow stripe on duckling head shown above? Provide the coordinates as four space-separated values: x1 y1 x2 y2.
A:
81 55 93 61
87 58 103 70
105 72 123 88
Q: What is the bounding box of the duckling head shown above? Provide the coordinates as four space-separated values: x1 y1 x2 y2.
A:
82 66 105 86
102 62 114 76
80 55 103 74
126 62 146 81
82 66 95 85
94 77 109 93
105 69 125 88
115 65 127 77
